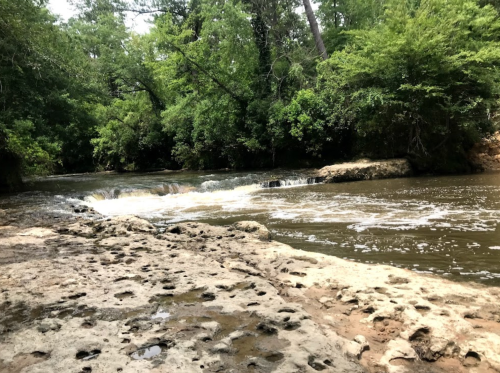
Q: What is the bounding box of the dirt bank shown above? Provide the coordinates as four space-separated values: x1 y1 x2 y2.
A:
0 216 499 373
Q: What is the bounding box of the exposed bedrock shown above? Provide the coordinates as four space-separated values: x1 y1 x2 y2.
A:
469 131 500 171
316 159 412 183
0 217 499 373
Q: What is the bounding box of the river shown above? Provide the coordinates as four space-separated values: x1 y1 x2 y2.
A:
2 170 500 285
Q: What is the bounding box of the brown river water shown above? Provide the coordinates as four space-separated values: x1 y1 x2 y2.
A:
2 170 500 285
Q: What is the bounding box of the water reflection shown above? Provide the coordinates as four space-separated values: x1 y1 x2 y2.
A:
130 345 163 360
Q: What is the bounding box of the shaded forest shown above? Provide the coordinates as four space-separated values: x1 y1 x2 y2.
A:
1 0 500 189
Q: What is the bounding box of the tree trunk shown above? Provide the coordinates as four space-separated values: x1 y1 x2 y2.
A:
334 0 338 28
302 0 328 60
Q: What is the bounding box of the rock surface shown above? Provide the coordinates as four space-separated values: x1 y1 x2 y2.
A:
0 216 499 373
469 132 500 171
316 159 412 183
233 221 271 241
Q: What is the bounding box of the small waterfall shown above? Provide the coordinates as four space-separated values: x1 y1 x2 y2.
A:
87 183 194 201
90 188 122 200
86 173 324 205
200 175 259 192
261 176 324 189
150 183 195 196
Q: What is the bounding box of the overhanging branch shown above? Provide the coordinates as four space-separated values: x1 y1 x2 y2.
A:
170 43 246 106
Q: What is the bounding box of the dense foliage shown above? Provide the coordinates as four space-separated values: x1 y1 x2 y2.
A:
0 0 99 184
312 0 500 171
1 0 500 189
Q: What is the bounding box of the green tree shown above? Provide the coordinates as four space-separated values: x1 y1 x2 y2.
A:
0 0 101 189
146 0 317 168
3 0 498 189
311 0 500 172
70 0 173 170
317 0 386 51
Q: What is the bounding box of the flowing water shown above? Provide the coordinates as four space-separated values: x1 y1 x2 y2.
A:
2 170 500 285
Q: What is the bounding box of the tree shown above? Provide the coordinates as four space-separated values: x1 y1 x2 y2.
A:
316 0 386 51
302 0 328 60
144 0 319 169
3 0 498 188
0 0 102 189
312 0 500 172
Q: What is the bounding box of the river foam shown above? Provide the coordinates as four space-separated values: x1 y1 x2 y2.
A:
86 175 500 236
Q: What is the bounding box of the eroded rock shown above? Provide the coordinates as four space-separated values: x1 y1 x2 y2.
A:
469 131 500 171
345 335 370 359
1 216 499 373
233 221 271 241
316 159 412 183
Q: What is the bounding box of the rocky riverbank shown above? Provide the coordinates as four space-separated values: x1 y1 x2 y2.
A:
0 215 499 373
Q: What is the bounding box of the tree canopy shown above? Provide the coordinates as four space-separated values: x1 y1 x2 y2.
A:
1 0 500 189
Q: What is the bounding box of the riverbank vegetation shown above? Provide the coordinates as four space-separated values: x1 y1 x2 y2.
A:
1 0 500 189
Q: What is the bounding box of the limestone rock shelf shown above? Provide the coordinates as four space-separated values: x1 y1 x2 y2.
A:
316 159 413 184
0 216 499 373
469 131 500 171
